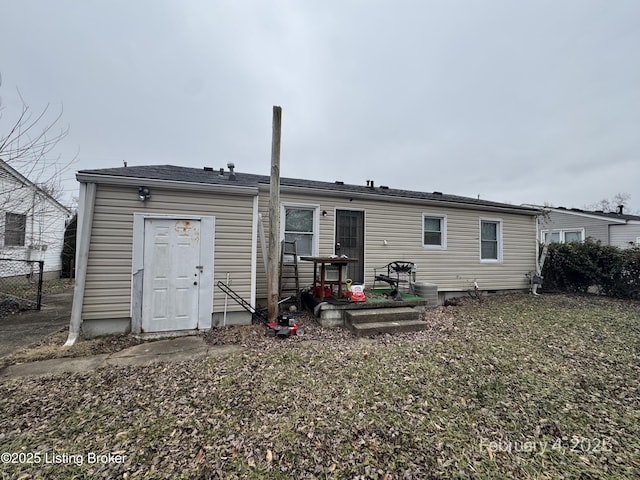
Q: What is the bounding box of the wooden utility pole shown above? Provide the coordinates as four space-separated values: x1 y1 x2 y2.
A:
267 106 282 321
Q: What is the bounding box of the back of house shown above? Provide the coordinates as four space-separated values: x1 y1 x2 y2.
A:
70 164 540 338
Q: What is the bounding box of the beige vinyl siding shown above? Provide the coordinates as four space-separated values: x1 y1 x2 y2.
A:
256 189 536 300
83 184 255 320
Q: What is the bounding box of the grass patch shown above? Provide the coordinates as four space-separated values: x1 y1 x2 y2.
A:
366 288 423 302
0 293 639 478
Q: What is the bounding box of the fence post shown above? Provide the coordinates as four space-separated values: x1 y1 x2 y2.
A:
36 260 44 310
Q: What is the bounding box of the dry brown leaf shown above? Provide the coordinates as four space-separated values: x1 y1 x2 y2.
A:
194 448 204 464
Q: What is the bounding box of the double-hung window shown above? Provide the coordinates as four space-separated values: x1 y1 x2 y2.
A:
423 214 446 249
480 219 502 262
4 212 26 247
283 205 317 257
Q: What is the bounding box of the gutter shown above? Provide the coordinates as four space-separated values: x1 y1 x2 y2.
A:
76 172 258 196
260 184 541 216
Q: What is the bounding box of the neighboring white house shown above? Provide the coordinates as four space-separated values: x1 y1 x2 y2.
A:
533 205 640 249
0 160 73 279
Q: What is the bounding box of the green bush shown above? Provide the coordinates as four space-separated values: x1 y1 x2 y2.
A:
61 214 77 278
542 239 640 299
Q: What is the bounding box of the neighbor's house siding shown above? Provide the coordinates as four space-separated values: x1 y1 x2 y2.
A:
256 188 537 301
0 170 71 277
538 210 611 243
610 222 640 249
82 184 256 322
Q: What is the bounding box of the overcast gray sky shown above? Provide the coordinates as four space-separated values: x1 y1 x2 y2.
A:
1 0 639 211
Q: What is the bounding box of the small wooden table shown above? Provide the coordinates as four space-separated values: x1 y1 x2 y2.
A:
300 256 359 300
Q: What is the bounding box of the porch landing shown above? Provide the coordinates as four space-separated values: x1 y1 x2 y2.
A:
301 291 434 335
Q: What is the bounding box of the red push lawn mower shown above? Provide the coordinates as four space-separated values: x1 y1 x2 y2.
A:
216 281 303 337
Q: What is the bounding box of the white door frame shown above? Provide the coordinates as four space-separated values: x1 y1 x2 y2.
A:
131 213 214 333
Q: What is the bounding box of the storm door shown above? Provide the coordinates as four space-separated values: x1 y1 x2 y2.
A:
335 210 365 283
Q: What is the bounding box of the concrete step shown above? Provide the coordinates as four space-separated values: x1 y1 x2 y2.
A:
349 319 428 337
345 307 420 325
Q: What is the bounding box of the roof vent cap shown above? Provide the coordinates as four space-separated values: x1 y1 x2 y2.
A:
227 162 236 180
204 167 213 172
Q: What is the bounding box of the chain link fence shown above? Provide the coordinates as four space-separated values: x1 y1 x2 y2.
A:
0 259 44 316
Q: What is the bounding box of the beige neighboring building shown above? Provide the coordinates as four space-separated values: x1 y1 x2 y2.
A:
70 164 540 338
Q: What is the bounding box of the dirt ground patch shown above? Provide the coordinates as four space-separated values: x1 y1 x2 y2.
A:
0 329 143 370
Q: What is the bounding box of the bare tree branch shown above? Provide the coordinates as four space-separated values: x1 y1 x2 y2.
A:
0 75 76 204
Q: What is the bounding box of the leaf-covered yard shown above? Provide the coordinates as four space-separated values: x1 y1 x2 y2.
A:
1 293 639 479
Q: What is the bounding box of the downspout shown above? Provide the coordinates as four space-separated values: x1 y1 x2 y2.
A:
64 182 96 347
30 186 36 250
532 215 548 296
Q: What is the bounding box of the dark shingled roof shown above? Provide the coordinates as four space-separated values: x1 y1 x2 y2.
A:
551 206 640 222
77 164 540 213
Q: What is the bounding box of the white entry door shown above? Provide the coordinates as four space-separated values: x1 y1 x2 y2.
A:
142 218 202 332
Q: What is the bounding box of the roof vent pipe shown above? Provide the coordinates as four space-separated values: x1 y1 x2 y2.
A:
618 205 624 215
219 168 224 176
227 162 236 180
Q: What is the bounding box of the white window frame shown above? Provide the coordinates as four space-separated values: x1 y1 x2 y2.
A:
422 213 447 250
281 203 320 257
540 228 585 244
480 218 503 263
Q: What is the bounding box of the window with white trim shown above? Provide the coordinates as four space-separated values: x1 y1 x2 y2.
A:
480 219 501 261
541 229 584 244
423 214 446 249
283 205 317 256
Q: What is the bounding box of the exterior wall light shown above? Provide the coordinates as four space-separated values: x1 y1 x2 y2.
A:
138 186 151 202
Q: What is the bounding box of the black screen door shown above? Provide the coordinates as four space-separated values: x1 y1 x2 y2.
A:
335 210 365 283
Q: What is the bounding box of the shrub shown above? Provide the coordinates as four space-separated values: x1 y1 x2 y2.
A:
542 239 640 299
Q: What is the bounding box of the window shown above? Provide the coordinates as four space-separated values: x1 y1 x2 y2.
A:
480 219 501 261
283 206 317 256
4 212 26 246
541 229 584 244
542 231 561 243
563 231 582 243
423 214 446 248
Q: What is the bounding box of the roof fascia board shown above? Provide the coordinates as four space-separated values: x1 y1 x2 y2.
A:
546 208 628 224
262 184 540 216
1 159 73 215
76 172 258 196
